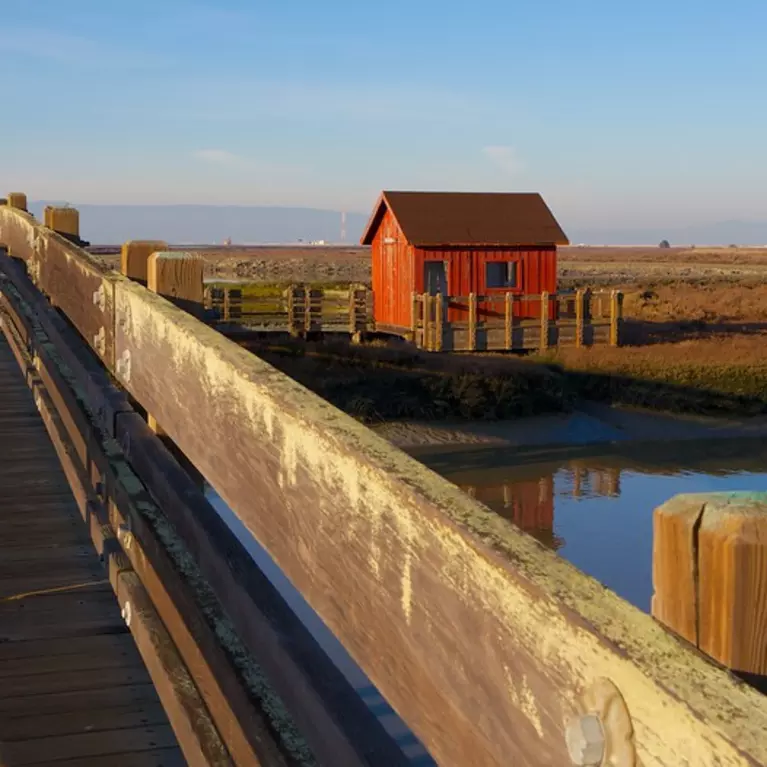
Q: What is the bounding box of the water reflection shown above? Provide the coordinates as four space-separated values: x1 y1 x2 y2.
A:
427 438 767 612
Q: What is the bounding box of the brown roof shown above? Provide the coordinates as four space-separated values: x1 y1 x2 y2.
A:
361 191 569 247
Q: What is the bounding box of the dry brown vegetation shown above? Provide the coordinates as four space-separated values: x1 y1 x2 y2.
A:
128 241 767 418
560 245 767 266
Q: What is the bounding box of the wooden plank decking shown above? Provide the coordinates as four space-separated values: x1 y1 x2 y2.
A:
0 336 185 767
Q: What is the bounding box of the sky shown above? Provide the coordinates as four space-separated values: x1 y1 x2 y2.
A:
1 0 766 230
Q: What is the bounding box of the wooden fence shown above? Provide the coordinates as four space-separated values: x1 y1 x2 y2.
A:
414 289 623 351
204 284 372 335
1 207 766 766
206 284 623 351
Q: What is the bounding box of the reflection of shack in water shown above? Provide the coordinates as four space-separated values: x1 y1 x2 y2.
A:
460 463 624 551
461 475 563 550
568 462 621 498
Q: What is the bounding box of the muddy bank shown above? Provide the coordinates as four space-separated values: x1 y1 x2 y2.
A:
373 402 767 455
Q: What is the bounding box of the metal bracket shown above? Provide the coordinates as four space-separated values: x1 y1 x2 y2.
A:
565 678 636 766
92 285 106 312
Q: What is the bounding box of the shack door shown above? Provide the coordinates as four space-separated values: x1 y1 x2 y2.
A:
424 261 448 296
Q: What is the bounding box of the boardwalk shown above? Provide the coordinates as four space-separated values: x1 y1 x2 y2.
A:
0 336 184 767
0 201 765 766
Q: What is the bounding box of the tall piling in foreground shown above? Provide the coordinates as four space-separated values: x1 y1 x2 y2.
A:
653 492 767 684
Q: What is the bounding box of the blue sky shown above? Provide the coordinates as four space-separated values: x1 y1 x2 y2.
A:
2 0 765 228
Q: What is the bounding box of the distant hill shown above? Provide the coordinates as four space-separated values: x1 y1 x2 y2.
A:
27 201 767 247
568 220 767 247
28 202 368 246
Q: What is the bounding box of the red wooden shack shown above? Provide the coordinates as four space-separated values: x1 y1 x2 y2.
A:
361 191 569 332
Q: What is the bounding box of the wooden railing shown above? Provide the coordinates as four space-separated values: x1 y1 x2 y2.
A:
204 283 372 335
414 289 623 351
1 202 766 766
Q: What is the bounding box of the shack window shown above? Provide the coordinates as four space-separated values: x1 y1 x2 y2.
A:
486 261 519 289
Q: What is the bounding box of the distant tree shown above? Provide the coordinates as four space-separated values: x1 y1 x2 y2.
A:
659 239 671 249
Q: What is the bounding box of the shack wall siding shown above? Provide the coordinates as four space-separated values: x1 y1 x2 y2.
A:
414 246 557 321
371 208 413 327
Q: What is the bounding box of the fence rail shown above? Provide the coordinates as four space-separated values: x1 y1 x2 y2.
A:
414 289 623 351
204 284 372 335
1 203 766 767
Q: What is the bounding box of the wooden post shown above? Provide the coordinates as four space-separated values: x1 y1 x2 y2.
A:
145 252 205 486
286 285 296 336
653 492 767 680
7 192 27 211
304 286 312 334
229 288 242 322
147 252 204 320
468 292 477 351
575 289 585 348
434 293 444 352
121 240 168 285
410 292 419 343
504 293 514 350
540 291 550 351
348 286 357 334
44 206 80 240
610 290 623 347
223 288 231 321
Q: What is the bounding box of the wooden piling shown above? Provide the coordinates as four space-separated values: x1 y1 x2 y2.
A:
540 291 550 350
148 252 204 320
121 240 169 285
7 192 27 211
468 292 477 351
44 206 80 240
410 292 419 342
653 492 767 679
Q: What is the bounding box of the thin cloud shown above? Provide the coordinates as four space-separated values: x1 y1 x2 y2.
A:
0 26 165 68
482 146 525 175
192 149 242 166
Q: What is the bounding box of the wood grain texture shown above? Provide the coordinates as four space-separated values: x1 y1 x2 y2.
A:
651 494 705 644
148 251 204 319
0 208 116 366
121 240 169 285
653 492 767 679
0 329 184 767
113 278 767 767
2 267 297 766
116 410 410 767
0 254 130 438
114 570 232 767
697 493 767 676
